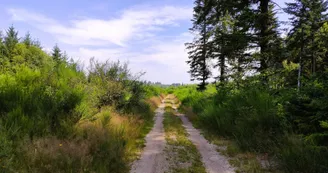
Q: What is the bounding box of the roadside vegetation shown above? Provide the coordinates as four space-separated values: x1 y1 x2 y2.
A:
179 0 328 173
169 83 328 173
0 26 164 173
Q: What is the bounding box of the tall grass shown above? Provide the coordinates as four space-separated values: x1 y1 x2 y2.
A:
172 83 328 173
0 33 163 172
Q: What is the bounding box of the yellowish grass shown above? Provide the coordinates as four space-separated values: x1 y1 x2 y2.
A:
20 106 153 173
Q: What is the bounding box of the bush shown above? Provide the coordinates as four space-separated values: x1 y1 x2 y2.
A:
0 27 160 172
278 136 328 173
173 81 328 172
199 87 287 152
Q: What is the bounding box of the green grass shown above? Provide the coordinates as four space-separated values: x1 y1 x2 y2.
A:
179 106 280 173
163 106 206 173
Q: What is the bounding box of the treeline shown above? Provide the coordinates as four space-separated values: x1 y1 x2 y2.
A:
187 0 328 89
0 26 162 172
184 0 328 172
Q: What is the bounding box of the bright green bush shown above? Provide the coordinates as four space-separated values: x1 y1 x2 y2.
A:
193 86 286 152
173 79 328 172
0 26 160 172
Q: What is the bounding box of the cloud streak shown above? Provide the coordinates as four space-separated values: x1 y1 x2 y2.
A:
6 4 194 84
7 6 192 47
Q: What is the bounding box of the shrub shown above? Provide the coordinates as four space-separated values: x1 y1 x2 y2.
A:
278 136 328 173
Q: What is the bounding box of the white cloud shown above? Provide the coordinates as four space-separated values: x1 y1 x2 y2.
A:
7 6 192 47
6 5 194 83
66 32 193 83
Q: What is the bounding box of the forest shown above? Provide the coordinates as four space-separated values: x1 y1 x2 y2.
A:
174 0 328 172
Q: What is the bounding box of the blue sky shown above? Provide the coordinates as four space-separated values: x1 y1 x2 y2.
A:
0 0 292 84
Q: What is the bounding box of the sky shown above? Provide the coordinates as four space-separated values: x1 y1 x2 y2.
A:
0 0 293 84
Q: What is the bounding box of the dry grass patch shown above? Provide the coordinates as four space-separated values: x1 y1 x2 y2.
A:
147 96 163 111
18 106 155 173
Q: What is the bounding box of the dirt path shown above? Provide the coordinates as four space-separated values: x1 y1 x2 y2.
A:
131 96 234 173
130 103 168 173
180 115 235 173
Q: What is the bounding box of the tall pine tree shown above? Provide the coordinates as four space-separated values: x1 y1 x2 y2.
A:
0 31 4 56
186 0 213 91
4 26 19 60
23 32 32 47
285 0 328 88
52 44 62 64
0 31 5 66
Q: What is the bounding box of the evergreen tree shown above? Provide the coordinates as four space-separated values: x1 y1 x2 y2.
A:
52 44 62 63
4 26 19 60
0 31 5 66
316 22 328 71
23 32 32 47
0 31 4 56
186 0 213 91
285 0 328 88
253 1 282 76
210 8 231 83
212 0 281 79
32 39 42 48
308 0 328 74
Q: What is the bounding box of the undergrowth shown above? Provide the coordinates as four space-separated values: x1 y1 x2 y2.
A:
172 82 328 173
0 26 164 173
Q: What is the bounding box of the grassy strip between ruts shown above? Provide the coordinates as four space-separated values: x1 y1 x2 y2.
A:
163 106 206 173
179 106 282 173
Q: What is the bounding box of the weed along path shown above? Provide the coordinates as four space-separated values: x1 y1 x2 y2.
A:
131 96 234 173
130 101 168 173
179 115 235 173
168 95 235 173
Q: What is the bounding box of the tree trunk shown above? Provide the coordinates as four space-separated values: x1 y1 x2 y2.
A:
259 0 269 72
200 18 207 91
298 27 304 91
311 35 316 75
220 54 225 82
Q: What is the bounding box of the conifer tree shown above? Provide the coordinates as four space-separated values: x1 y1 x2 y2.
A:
4 26 19 60
308 0 328 74
285 0 328 88
0 31 4 56
32 39 42 48
251 1 282 78
52 44 62 64
0 31 5 66
23 32 32 47
186 0 213 91
213 0 281 77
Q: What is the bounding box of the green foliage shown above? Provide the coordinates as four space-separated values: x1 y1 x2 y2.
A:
172 77 328 172
278 136 328 173
285 74 328 147
87 58 153 119
4 26 19 59
174 84 286 152
185 0 213 90
0 26 159 172
184 0 328 171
